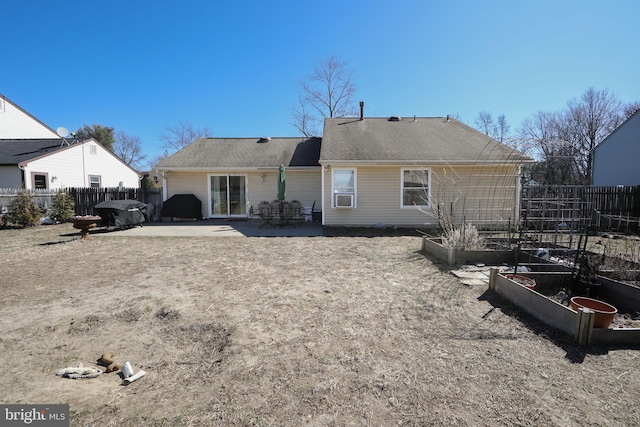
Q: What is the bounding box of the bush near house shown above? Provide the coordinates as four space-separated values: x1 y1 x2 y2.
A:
50 191 76 223
4 192 42 228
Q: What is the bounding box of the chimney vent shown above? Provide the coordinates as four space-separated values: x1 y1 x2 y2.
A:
359 101 364 120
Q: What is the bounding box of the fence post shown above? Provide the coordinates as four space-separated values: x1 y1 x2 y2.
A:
489 268 498 291
575 307 595 346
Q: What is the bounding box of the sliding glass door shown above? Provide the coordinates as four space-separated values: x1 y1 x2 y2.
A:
210 175 247 218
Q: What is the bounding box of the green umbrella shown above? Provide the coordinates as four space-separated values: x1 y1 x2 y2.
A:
277 164 286 201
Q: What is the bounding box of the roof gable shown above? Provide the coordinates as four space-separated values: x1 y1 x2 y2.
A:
0 95 59 139
320 117 530 164
594 108 640 153
158 137 321 169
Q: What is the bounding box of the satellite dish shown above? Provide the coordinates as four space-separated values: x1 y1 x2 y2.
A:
56 126 69 138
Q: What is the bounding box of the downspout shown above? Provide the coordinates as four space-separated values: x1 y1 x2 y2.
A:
162 171 169 201
18 163 27 189
320 164 325 225
515 165 523 224
81 141 87 187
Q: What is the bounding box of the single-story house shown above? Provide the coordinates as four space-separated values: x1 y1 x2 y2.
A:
592 108 640 186
0 138 140 190
158 114 531 228
156 137 321 218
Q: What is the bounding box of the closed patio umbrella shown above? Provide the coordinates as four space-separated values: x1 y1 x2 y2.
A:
277 164 286 201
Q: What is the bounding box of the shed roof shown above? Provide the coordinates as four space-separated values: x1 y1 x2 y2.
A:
157 137 321 169
320 117 531 164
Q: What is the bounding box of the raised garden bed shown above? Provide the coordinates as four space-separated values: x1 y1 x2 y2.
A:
489 268 640 346
422 237 515 266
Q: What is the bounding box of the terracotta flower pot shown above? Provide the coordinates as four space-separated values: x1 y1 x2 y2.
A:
505 274 536 290
570 296 617 329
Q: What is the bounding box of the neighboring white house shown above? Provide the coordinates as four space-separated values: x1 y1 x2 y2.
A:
0 138 140 190
0 95 59 139
0 94 140 189
592 109 640 186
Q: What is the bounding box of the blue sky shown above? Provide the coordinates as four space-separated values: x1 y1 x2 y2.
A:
3 0 639 166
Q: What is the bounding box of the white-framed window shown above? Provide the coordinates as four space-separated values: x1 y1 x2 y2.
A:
401 168 430 208
332 168 356 208
89 175 101 188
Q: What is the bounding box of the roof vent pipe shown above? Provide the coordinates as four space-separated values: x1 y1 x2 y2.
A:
446 114 450 122
359 101 364 120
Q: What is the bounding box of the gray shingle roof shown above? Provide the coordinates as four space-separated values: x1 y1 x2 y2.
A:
0 139 64 165
157 137 321 169
320 117 531 163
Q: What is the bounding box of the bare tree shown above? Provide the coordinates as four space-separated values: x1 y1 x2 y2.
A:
161 121 213 153
623 101 640 119
495 114 510 143
517 88 633 185
474 112 510 142
293 55 357 137
148 150 170 169
563 87 623 184
518 111 576 185
113 131 146 171
474 111 494 137
292 96 315 138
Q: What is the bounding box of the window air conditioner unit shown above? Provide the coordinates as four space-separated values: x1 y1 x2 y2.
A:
335 193 354 208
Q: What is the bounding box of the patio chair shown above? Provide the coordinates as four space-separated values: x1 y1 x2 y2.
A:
246 201 260 226
271 200 285 226
258 201 276 228
288 200 304 224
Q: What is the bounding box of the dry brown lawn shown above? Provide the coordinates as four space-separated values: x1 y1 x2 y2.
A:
1 223 639 426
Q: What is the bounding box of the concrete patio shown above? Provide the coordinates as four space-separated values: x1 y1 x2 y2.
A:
91 219 324 238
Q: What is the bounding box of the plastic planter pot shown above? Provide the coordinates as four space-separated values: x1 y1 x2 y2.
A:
570 296 618 329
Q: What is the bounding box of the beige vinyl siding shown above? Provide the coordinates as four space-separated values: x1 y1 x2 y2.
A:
324 165 430 227
430 164 519 229
0 166 22 188
167 169 321 218
165 172 209 218
247 170 321 208
323 164 519 228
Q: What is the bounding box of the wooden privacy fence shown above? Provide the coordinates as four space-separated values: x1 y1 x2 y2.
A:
582 186 640 231
0 187 163 220
68 187 163 218
521 185 640 232
0 188 60 215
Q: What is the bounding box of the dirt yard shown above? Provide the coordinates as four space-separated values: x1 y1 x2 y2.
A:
1 223 639 426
